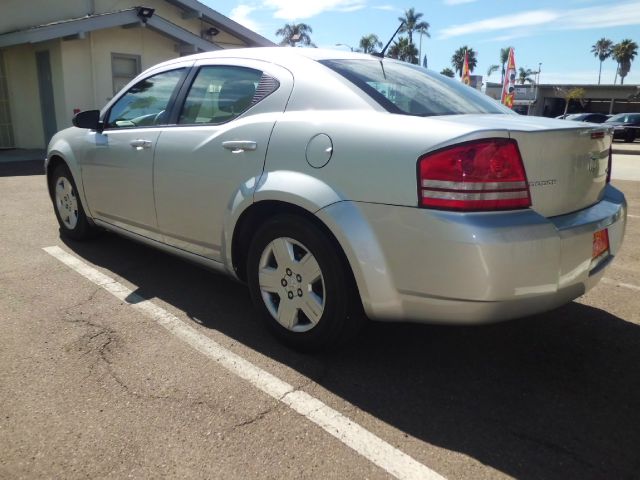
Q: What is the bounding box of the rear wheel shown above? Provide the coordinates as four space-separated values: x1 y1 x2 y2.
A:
51 164 96 240
247 214 364 351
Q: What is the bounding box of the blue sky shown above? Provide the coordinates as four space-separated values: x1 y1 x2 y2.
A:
201 0 640 86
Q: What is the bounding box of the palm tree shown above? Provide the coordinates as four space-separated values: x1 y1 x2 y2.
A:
388 37 418 63
451 46 477 77
487 64 500 78
517 67 535 85
275 23 315 47
499 46 513 83
612 39 638 85
416 25 429 63
591 38 613 85
398 7 430 60
359 34 382 54
440 68 455 78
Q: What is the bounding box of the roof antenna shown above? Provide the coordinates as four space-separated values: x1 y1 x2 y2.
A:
371 21 405 58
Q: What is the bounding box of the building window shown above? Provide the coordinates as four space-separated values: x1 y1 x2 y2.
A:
111 53 141 95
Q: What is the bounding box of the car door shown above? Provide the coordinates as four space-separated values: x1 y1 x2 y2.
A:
80 65 189 239
153 59 293 260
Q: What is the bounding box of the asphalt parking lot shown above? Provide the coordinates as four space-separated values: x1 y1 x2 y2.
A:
1 154 639 480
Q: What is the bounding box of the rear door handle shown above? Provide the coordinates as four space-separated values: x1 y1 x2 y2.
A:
130 139 153 150
222 140 257 153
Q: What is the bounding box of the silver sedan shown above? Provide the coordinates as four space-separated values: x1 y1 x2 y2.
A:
46 48 627 350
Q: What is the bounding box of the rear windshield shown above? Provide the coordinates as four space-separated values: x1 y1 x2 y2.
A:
320 59 512 117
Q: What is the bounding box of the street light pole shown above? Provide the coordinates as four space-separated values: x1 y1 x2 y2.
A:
533 63 542 116
335 43 354 52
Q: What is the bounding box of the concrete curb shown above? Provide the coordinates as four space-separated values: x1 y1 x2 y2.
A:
612 147 640 156
0 149 46 163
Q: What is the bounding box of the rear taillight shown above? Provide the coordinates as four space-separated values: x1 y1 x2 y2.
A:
607 145 612 183
418 138 531 211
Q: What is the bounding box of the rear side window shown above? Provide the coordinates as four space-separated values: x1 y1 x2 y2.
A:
178 66 278 125
106 69 185 128
320 59 511 117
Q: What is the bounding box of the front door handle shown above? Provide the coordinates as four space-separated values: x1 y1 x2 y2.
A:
130 139 153 150
222 140 257 153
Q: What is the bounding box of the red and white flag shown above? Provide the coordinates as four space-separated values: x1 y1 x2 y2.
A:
461 50 471 86
501 47 516 108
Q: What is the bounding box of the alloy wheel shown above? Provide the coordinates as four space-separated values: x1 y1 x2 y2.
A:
258 237 325 332
55 176 79 230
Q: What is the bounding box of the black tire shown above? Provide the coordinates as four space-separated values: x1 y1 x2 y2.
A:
50 164 97 241
247 214 364 351
624 130 636 143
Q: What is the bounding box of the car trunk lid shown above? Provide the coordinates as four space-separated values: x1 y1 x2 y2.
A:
431 115 611 217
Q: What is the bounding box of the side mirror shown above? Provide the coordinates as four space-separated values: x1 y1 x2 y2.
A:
72 110 103 132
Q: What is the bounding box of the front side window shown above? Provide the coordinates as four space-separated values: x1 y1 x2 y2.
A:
179 66 270 125
321 59 512 117
106 69 185 129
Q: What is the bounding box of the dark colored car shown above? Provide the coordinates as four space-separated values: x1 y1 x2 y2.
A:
604 113 640 142
564 113 609 124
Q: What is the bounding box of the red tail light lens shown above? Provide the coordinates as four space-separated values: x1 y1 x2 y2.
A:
418 138 531 211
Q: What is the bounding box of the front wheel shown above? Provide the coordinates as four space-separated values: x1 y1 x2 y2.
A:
247 214 364 351
50 164 97 240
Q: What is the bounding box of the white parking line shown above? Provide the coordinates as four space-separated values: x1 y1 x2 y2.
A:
628 214 639 219
43 246 445 480
602 277 640 291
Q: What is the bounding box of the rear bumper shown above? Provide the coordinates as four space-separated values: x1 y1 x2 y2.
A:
318 185 626 324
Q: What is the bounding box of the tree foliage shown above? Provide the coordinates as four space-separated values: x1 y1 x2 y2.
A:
359 34 382 54
388 37 418 64
517 67 535 85
398 7 430 49
275 23 315 47
451 46 477 77
612 39 638 85
591 38 613 85
440 68 455 78
500 46 513 83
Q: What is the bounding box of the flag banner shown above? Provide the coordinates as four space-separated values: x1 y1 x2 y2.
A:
501 47 516 108
461 50 471 86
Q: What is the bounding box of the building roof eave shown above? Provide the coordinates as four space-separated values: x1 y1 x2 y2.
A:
0 9 220 51
164 0 274 47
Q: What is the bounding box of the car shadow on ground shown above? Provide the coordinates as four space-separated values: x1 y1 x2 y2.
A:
0 160 44 177
62 232 640 480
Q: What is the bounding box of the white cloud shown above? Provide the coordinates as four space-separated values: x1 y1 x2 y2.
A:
443 0 477 5
439 10 559 39
373 4 397 11
438 1 640 39
262 0 366 20
229 5 261 32
561 1 640 30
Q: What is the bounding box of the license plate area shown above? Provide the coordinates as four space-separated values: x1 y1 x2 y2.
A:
590 228 610 272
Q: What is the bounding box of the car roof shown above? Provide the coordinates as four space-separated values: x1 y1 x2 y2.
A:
149 47 376 72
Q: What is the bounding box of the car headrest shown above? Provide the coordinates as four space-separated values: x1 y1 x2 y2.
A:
218 80 256 113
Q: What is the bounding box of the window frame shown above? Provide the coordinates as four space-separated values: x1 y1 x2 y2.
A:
102 67 190 132
111 53 142 96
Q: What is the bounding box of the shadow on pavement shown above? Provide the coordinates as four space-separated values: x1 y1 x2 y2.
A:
0 160 45 177
62 232 640 480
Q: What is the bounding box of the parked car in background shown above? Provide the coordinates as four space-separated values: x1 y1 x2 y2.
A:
45 48 627 350
605 113 640 142
564 113 609 124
